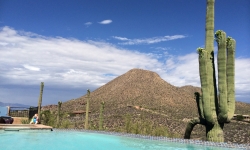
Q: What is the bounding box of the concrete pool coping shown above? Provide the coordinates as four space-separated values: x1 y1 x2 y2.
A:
0 124 53 131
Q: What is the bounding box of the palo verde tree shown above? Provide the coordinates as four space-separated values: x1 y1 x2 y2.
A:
184 0 236 142
85 89 90 130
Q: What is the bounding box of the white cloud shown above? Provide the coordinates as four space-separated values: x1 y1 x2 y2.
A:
98 19 112 24
0 26 249 103
23 65 40 71
235 58 250 95
159 52 250 102
112 35 186 45
84 22 92 26
0 42 8 46
112 36 129 41
159 53 200 86
0 26 162 87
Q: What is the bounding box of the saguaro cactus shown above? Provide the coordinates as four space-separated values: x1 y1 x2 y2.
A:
7 106 10 116
99 101 105 130
85 89 90 130
216 31 236 123
37 82 44 120
57 101 62 127
184 0 236 142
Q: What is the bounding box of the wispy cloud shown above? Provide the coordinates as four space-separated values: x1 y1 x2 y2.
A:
113 35 186 45
84 22 92 26
98 19 112 24
112 36 129 41
23 65 40 71
0 26 249 104
154 47 170 51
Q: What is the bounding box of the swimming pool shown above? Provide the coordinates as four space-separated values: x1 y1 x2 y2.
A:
0 129 248 150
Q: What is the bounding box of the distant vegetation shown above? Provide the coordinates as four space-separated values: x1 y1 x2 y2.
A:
40 109 180 138
41 110 70 128
41 69 250 144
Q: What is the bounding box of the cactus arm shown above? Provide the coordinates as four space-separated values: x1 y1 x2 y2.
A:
215 30 228 122
226 37 236 121
194 92 204 119
184 118 205 139
205 0 215 55
197 48 215 125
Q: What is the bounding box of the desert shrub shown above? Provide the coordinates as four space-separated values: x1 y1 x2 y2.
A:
68 113 76 117
41 110 56 127
41 110 74 128
131 121 140 134
21 119 30 124
122 113 172 137
124 114 132 133
168 132 181 138
89 120 98 130
59 120 71 129
152 126 169 137
236 115 244 121
141 120 153 135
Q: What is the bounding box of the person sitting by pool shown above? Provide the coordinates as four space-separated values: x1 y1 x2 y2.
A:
30 114 39 124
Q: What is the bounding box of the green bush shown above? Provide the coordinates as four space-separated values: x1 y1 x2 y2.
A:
41 110 56 127
236 115 244 121
153 126 169 136
59 120 71 129
122 114 172 137
21 119 30 124
89 120 98 130
125 114 132 133
41 110 73 128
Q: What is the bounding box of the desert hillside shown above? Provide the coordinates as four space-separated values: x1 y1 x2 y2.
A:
62 68 202 119
43 68 250 144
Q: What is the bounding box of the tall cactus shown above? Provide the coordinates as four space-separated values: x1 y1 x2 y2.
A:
99 101 105 130
184 0 236 142
7 106 10 116
57 101 62 128
37 82 44 120
226 37 236 121
85 89 90 130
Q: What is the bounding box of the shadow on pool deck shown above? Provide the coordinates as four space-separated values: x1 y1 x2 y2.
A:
0 124 53 131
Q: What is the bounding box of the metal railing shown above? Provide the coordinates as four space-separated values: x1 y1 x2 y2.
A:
9 107 38 119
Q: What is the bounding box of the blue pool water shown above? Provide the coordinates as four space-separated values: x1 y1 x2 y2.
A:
0 130 244 150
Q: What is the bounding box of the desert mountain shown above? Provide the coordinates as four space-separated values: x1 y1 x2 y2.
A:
62 68 201 119
0 101 31 108
46 68 250 143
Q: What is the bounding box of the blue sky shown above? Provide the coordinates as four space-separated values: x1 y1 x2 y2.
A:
0 0 249 106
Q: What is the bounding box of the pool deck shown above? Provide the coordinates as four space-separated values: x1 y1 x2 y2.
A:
0 124 53 131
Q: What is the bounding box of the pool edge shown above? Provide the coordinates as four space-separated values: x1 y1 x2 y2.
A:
53 129 250 150
0 124 53 131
